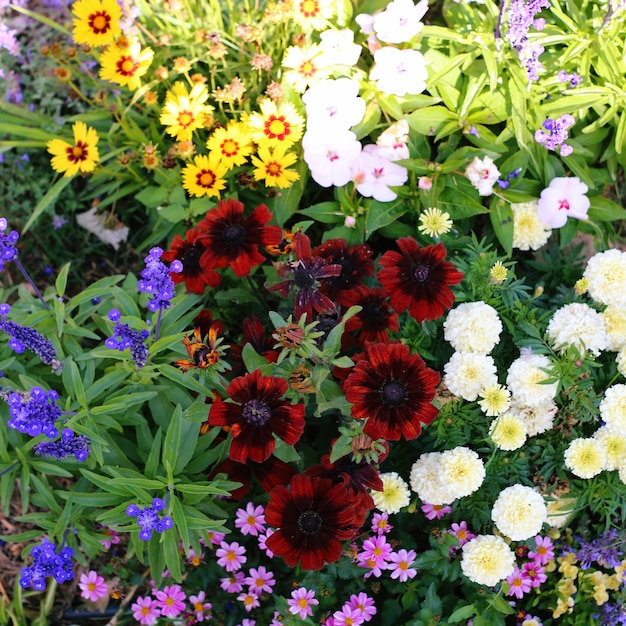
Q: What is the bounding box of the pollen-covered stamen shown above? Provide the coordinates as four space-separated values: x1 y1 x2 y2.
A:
116 55 138 76
65 141 89 163
412 263 431 283
88 11 112 34
242 398 272 425
264 115 291 141
196 170 216 188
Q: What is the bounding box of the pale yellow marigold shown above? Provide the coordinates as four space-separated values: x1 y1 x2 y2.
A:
564 437 606 479
461 535 516 586
489 412 527 450
371 472 411 514
511 200 551 251
418 207 453 238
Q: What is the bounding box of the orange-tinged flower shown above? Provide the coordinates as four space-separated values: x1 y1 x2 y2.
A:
47 121 100 177
174 326 225 372
72 0 121 47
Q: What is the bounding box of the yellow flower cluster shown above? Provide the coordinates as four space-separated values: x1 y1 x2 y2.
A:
552 552 578 618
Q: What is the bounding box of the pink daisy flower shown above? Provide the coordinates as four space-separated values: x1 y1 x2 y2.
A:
99 526 121 550
270 610 285 625
257 528 274 558
388 548 417 582
449 521 476 547
154 584 186 618
522 561 547 588
371 512 393 535
358 535 392 568
205 529 226 545
189 590 212 622
237 591 261 612
235 502 266 536
421 502 452 520
345 592 377 622
528 535 555 566
239 620 256 626
78 570 108 602
216 540 247 572
506 567 532 599
220 571 246 593
245 565 276 595
333 606 365 626
287 587 319 620
131 596 161 626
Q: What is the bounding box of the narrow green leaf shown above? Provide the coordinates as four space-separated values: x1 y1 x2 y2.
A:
23 176 73 233
148 532 165 583
588 196 626 221
55 263 71 298
171 496 190 553
163 405 182 472
62 357 87 409
448 605 477 623
489 200 514 256
163 527 182 582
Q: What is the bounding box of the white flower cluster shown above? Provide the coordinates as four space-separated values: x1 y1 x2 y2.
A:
491 484 547 540
371 472 411 514
511 200 552 251
461 535 516 586
410 447 485 505
583 249 626 307
546 302 608 357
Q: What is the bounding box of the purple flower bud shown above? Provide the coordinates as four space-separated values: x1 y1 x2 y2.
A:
108 309 121 322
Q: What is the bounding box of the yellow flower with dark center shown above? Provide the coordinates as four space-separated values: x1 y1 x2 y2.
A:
251 144 300 189
182 153 228 198
99 40 154 90
246 99 304 149
293 0 335 31
206 123 253 170
72 0 121 47
47 121 100 177
160 82 214 141
282 44 330 92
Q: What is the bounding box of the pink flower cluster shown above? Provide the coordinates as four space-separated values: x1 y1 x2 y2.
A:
505 535 555 599
325 592 378 626
130 584 213 625
353 529 417 582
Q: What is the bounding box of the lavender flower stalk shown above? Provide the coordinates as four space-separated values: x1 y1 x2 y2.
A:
105 309 150 368
5 386 61 438
19 539 74 590
0 304 58 366
34 428 90 461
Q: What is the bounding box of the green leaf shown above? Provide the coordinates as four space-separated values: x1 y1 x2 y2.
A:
489 200 514 256
145 429 162 480
267 160 308 227
449 605 477 623
273 437 301 463
616 112 626 155
158 364 210 395
588 196 626 222
157 203 187 223
364 199 407 238
55 263 71 298
376 93 403 120
171 496 189 554
490 593 515 614
241 342 271 373
62 357 87 409
351 101 381 140
407 106 457 136
23 176 73 233
135 186 169 208
148 531 166 583
163 527 182 582
300 201 343 224
163 404 182 473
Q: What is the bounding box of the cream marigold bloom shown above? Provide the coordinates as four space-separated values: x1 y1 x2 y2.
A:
251 144 300 189
546 302 608 357
564 437 606 478
619 458 626 485
617 347 626 378
509 398 557 437
461 535 516 586
489 412 527 450
98 39 154 90
181 153 228 199
418 207 453 238
47 121 100 177
440 446 486 501
443 352 498 402
511 200 552 251
282 44 331 93
479 384 511 416
72 0 121 47
506 350 557 407
602 305 626 351
245 99 304 149
410 452 456 505
583 249 626 307
490 261 508 284
599 384 626 435
444 302 502 354
206 122 253 170
160 82 214 142
491 484 547 540
371 472 411 514
593 426 626 471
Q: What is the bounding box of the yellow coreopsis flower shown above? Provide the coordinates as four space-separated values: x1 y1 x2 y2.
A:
251 144 300 189
282 44 330 93
47 121 100 177
205 122 253 170
99 40 154 91
246 99 304 150
160 82 214 142
182 153 228 198
293 0 335 31
72 0 121 47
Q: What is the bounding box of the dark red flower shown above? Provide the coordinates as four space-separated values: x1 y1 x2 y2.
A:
312 238 374 298
208 369 305 463
229 315 279 365
345 342 440 441
266 232 342 321
196 198 282 277
337 286 398 345
377 238 463 322
162 228 221 294
265 473 357 570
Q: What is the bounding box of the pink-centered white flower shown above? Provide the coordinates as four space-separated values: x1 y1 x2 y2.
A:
345 592 377 622
216 541 247 572
352 144 408 201
333 606 365 626
388 548 418 582
370 47 428 96
234 502 266 536
245 565 276 595
376 120 410 161
537 176 590 228
288 587 319 620
78 570 108 602
465 155 500 196
373 0 429 43
154 584 186 619
303 130 363 187
302 78 366 131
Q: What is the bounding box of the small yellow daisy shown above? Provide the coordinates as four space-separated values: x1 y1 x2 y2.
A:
181 153 228 199
206 123 253 170
98 40 154 91
160 82 214 142
251 144 300 189
245 99 304 150
418 207 453 237
72 0 121 47
47 121 100 177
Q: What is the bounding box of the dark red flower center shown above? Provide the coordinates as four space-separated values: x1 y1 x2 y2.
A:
293 263 315 289
297 510 323 534
183 246 202 272
242 399 271 425
382 380 407 406
412 263 431 283
222 223 246 245
361 301 384 321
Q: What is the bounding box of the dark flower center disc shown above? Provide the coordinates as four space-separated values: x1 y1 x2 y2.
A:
242 399 272 425
293 264 316 289
382 380 407 406
183 246 202 272
222 223 246 245
412 263 431 283
297 510 323 534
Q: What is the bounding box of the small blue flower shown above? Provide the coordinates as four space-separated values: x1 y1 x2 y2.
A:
0 303 57 365
105 309 149 368
0 217 19 272
34 429 90 461
19 539 74 590
138 247 182 313
126 498 173 541
6 386 61 438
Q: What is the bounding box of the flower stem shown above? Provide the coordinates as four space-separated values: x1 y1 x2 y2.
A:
13 259 48 309
154 307 164 342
